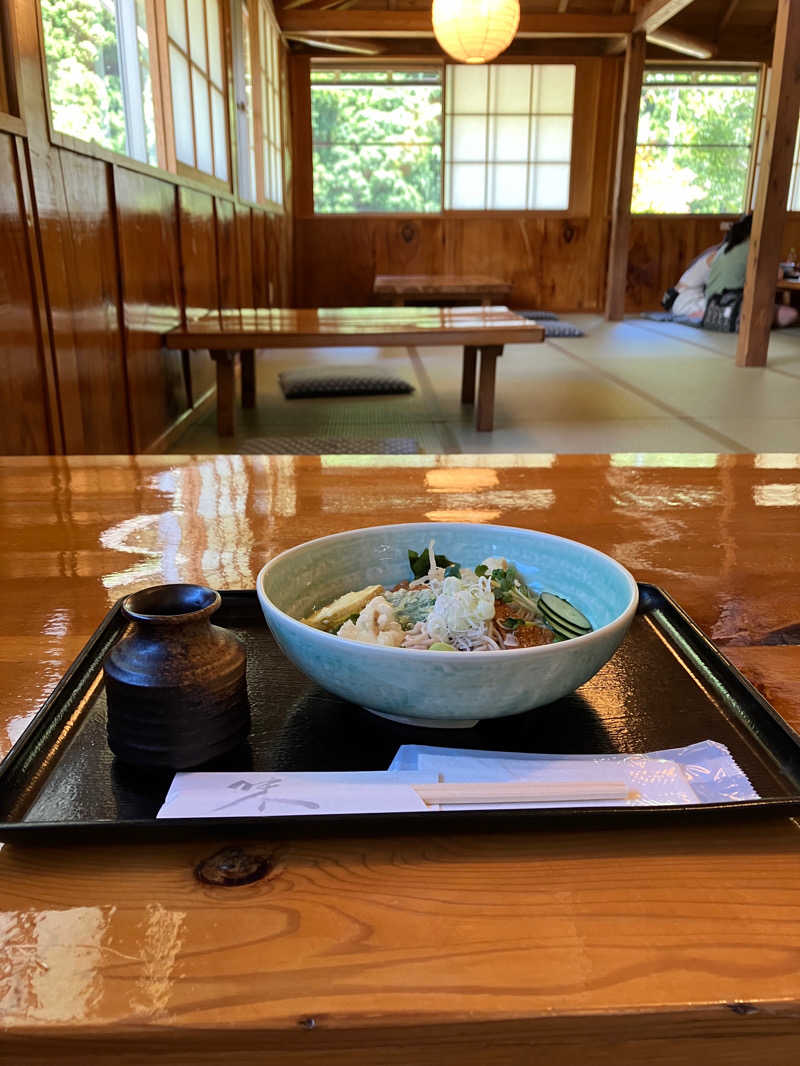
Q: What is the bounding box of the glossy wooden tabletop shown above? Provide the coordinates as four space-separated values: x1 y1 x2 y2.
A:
165 306 545 349
1 454 800 1065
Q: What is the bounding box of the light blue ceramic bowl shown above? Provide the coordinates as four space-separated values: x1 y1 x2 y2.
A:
256 523 638 728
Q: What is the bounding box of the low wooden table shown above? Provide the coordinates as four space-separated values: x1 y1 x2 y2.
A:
2 454 800 1064
165 307 545 435
374 273 512 306
777 278 800 304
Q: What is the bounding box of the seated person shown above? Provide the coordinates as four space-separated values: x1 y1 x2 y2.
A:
705 213 799 329
668 243 721 323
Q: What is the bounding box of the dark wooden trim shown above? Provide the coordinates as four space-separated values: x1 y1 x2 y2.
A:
461 346 477 405
278 12 636 37
634 0 700 35
605 32 646 320
0 0 22 118
108 163 136 454
13 134 61 453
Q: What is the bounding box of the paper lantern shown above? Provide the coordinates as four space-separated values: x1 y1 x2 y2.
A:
432 0 521 65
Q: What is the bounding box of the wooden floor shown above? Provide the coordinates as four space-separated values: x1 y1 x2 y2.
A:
169 316 800 455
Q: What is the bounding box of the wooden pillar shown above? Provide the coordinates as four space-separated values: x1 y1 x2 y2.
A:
289 55 313 219
736 0 800 367
605 32 646 321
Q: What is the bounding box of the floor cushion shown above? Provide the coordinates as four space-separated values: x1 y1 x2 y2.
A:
279 365 414 399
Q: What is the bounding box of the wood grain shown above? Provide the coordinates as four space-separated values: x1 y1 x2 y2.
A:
252 209 272 308
50 151 130 452
374 274 512 303
166 306 546 348
625 215 730 311
235 202 254 309
178 186 219 320
0 133 53 454
1 455 800 1062
296 215 611 312
214 197 238 311
114 168 185 451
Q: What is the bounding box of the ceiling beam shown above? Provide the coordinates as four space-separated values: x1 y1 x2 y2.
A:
305 36 610 58
633 0 700 34
284 34 386 55
645 27 717 58
278 11 635 38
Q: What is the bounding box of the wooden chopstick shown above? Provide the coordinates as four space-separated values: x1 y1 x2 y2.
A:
413 781 632 806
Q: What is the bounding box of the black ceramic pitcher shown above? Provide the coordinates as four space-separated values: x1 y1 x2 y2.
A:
103 584 249 769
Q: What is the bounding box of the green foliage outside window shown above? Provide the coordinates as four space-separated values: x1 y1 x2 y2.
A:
41 0 126 154
633 70 759 214
311 70 442 213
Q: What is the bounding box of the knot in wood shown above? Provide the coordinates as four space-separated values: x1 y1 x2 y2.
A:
400 222 417 244
726 1002 759 1015
195 846 273 886
758 623 800 645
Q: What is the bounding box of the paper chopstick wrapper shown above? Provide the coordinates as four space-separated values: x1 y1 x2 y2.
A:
414 781 632 806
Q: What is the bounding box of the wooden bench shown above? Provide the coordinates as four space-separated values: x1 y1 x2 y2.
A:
164 306 545 436
373 273 512 307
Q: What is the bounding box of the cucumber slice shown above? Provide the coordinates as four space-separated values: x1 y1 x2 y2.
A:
538 592 591 632
544 618 585 640
539 608 586 636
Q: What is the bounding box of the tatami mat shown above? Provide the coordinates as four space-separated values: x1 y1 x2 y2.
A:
168 317 800 455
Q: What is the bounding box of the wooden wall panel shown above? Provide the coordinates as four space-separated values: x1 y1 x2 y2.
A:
252 210 271 307
235 203 253 309
114 168 185 453
215 197 238 310
48 152 129 452
27 147 85 451
294 215 609 312
271 211 292 305
0 133 52 454
296 212 800 315
626 217 741 312
294 216 373 308
178 186 218 320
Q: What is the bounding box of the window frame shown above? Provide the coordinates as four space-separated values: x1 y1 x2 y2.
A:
163 0 232 186
36 0 238 196
308 56 583 219
443 63 575 212
631 61 763 218
311 63 444 215
0 0 24 135
38 0 164 168
233 0 285 210
749 63 800 214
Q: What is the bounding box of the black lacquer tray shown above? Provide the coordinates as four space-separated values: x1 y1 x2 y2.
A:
2 584 800 842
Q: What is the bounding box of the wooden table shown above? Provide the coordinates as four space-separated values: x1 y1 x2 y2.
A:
165 307 544 436
373 273 512 307
2 454 800 1064
777 278 800 304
